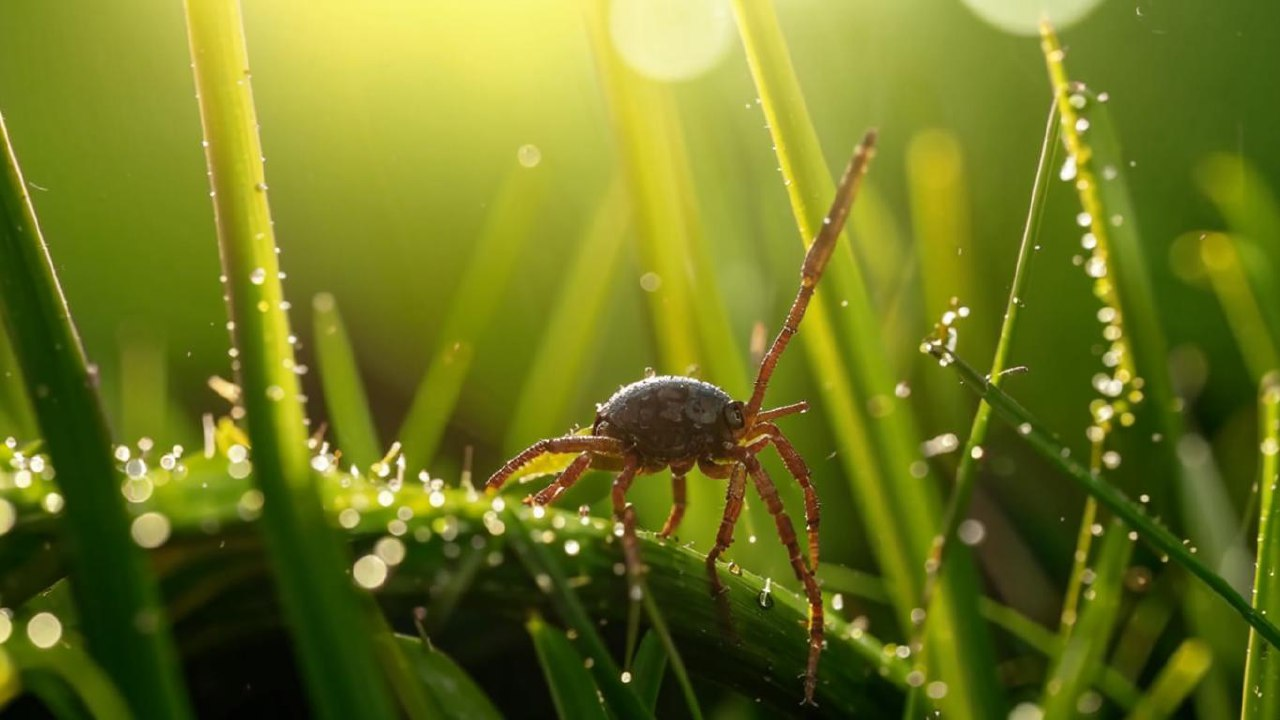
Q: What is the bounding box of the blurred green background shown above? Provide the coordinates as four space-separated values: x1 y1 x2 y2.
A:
1 0 1278 707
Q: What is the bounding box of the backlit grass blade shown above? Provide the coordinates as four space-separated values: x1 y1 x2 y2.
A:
925 344 1280 650
0 112 192 717
116 323 167 445
1243 373 1280 719
183 2 397 718
731 1 1001 716
1127 639 1212 720
3 625 131 719
1196 232 1280 382
399 167 544 474
0 322 34 440
527 614 610 720
505 179 629 454
393 634 503 720
1042 521 1133 719
630 632 668 711
312 292 382 467
503 508 651 719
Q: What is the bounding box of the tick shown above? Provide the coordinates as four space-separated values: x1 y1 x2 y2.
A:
487 130 877 705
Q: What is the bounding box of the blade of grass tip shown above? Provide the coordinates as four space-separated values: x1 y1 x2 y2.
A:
732 1 1001 715
1197 232 1280 383
922 98 1059 636
356 594 436 720
394 634 504 720
1041 521 1134 720
1040 24 1245 707
580 0 763 543
182 2 397 718
312 293 382 468
505 179 629 454
398 165 545 475
0 325 35 439
1243 373 1280 719
117 323 167 445
0 113 193 717
527 614 610 720
503 507 651 719
630 632 669 712
1127 638 1212 720
924 344 1280 649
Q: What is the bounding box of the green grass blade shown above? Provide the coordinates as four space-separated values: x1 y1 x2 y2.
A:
0 324 35 439
116 323 167 445
1042 521 1134 719
505 179 629 453
925 344 1280 650
731 1 1001 716
1127 639 1212 720
1243 373 1280 718
182 2 397 718
4 623 132 720
1197 230 1280 383
630 632 668 711
312 292 382 467
398 167 544 474
503 507 651 719
0 112 193 717
393 634 503 720
639 590 702 720
527 614 610 720
358 596 436 720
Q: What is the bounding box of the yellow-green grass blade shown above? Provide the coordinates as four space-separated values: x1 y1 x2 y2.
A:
312 292 382 468
925 343 1280 651
182 2 397 718
505 179 629 454
0 321 34 441
399 167 545 474
527 614 611 720
0 112 193 717
1042 521 1134 720
1040 24 1244 707
1197 232 1280 383
1126 639 1212 720
1243 374 1280 719
732 1 1001 716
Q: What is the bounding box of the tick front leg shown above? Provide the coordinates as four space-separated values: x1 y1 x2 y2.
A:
485 435 624 492
526 452 592 507
658 463 691 539
704 463 747 597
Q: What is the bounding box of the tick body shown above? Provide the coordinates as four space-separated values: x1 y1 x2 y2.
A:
486 130 878 706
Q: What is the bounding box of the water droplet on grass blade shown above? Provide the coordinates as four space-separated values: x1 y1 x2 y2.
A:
353 555 388 589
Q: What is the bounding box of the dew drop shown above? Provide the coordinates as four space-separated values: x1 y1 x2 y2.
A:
353 555 389 589
517 144 542 168
249 267 267 285
27 612 62 649
131 512 172 549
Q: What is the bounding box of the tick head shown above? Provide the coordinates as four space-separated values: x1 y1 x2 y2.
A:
723 400 746 434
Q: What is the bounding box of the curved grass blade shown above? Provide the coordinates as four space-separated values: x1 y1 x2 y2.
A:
731 1 1001 716
505 179 629 455
1042 521 1134 719
183 2 396 717
394 634 503 720
1243 374 1280 719
630 632 668 711
0 112 192 718
527 614 610 720
1128 639 1212 720
4 629 132 720
398 167 544 474
638 589 702 720
924 343 1280 650
312 292 381 467
1197 231 1279 383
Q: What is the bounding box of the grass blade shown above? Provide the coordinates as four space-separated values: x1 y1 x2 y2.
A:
0 111 192 717
312 292 382 467
398 167 544 474
1127 639 1212 720
1243 373 1280 718
182 2 397 717
630 632 667 711
731 1 1001 715
924 343 1280 650
638 590 702 720
527 614 610 720
1042 521 1134 719
394 634 503 720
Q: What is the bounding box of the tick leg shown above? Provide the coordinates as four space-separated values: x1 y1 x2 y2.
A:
704 463 747 597
658 468 688 539
743 452 823 706
611 458 643 595
485 435 624 492
526 452 592 507
760 423 821 572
